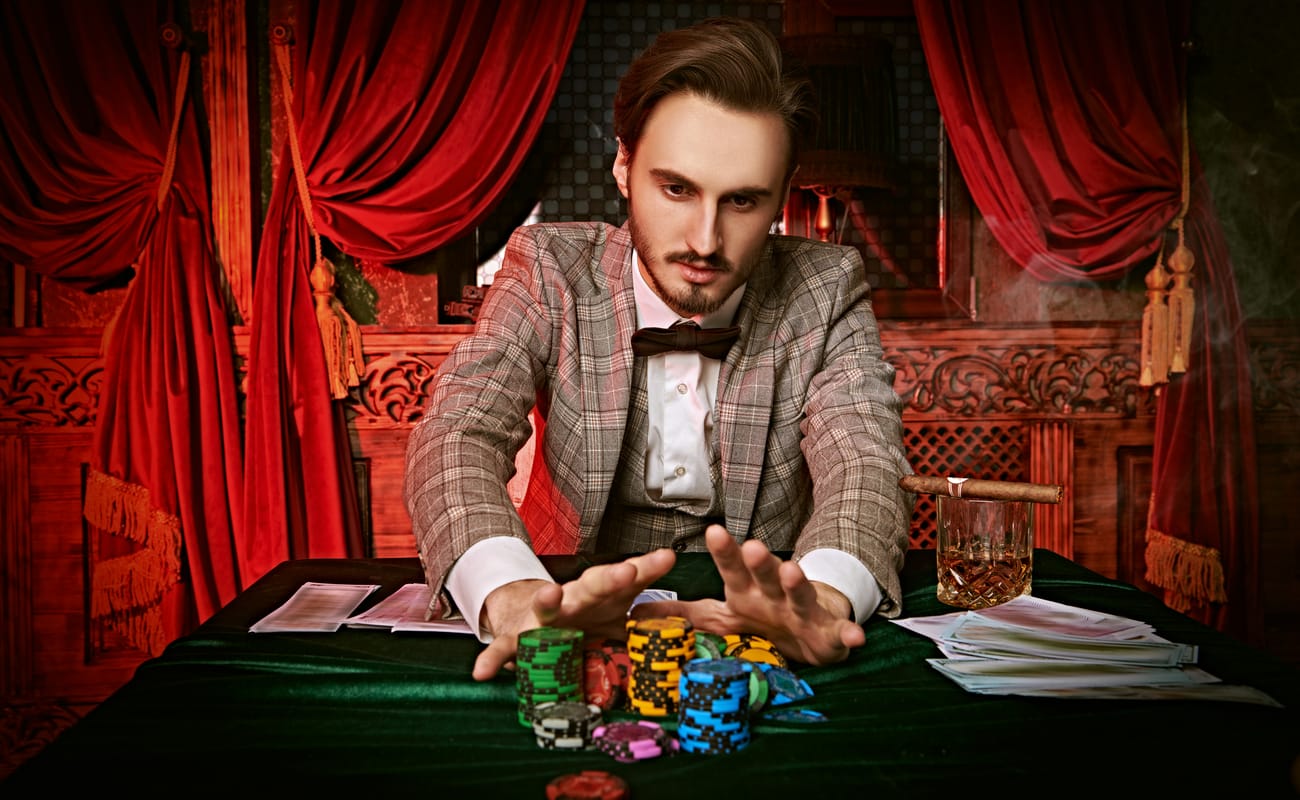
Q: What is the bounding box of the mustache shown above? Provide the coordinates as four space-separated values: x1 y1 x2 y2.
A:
665 250 733 272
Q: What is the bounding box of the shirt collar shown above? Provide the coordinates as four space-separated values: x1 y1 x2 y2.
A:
631 249 745 330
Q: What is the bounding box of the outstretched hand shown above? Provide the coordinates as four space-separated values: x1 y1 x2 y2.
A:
631 525 865 666
472 548 677 681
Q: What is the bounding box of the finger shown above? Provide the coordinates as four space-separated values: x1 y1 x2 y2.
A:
706 525 754 593
839 620 867 649
531 581 565 625
778 559 823 612
626 548 677 587
740 539 786 603
561 561 640 617
473 635 517 682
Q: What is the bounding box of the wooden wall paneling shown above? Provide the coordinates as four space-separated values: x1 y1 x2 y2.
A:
346 327 471 559
1029 419 1075 558
1116 445 1155 594
0 332 144 706
1 435 33 700
1069 418 1156 583
27 433 141 703
1250 322 1300 664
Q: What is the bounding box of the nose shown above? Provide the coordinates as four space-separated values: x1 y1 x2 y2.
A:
684 206 720 258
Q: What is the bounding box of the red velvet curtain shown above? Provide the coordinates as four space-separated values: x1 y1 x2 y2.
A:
0 1 243 651
241 0 584 584
915 0 1259 637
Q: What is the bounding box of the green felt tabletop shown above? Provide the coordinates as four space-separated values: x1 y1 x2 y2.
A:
5 549 1299 798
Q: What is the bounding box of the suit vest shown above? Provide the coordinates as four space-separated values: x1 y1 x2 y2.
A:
595 360 725 553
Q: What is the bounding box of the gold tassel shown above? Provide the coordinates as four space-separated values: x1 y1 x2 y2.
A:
1139 252 1170 387
275 28 365 401
1144 527 1228 612
311 257 364 399
1165 224 1195 374
1165 84 1195 375
83 468 183 656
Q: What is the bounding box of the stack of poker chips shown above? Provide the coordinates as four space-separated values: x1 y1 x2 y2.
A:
582 636 632 711
516 627 585 727
625 616 696 717
590 719 679 763
530 700 603 750
676 657 752 754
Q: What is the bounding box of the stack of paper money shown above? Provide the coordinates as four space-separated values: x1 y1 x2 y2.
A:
893 596 1281 706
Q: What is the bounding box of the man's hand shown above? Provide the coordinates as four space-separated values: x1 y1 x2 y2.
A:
472 548 677 681
631 525 865 666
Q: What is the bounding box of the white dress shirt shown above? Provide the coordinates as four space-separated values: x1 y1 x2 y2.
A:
446 251 881 640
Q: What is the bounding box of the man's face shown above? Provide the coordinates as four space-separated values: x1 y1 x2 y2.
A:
613 92 791 317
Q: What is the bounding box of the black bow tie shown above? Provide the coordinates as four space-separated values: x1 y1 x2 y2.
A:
630 320 740 360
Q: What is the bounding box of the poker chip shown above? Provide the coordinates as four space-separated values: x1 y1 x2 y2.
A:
583 638 630 711
723 633 789 668
694 631 727 660
531 701 603 750
625 616 695 717
762 665 815 706
743 661 770 713
675 657 751 754
517 627 586 727
546 769 630 800
761 707 829 723
592 719 679 763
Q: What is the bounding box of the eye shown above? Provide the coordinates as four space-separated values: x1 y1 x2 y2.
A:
728 194 758 210
663 183 688 198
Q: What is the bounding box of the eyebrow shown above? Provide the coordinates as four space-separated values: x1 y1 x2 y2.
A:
648 167 775 199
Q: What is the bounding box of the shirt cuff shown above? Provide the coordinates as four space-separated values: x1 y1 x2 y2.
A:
445 537 553 643
796 548 883 623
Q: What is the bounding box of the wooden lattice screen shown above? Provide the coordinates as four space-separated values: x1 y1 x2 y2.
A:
901 421 1028 549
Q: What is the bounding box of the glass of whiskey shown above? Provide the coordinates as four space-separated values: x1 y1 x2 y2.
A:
935 495 1033 609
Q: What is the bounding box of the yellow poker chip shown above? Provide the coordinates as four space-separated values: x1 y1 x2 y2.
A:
728 645 788 668
724 634 789 668
627 616 693 637
724 633 777 651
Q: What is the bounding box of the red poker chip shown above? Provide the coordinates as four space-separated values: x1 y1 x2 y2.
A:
546 769 630 800
583 647 618 709
583 638 631 710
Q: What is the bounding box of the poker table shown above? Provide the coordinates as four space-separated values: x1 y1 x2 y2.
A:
5 550 1300 797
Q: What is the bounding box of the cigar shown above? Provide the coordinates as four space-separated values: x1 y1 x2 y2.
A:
899 475 1064 504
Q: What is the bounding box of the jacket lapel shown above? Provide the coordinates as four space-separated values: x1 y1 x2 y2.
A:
575 225 639 543
717 242 777 539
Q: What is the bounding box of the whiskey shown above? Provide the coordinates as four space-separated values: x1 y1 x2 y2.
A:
936 551 1032 609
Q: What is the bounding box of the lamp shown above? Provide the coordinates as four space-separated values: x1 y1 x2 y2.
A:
781 34 897 242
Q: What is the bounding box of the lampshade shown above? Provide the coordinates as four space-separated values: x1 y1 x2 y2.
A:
781 34 898 191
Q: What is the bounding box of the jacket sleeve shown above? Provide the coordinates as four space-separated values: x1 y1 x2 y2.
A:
793 245 915 617
403 226 556 599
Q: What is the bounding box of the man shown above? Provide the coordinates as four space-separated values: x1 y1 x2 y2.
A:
404 17 913 681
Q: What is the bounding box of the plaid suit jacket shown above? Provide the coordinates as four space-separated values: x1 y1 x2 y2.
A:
404 222 914 616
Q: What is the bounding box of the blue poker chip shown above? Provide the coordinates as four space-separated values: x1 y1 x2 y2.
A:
764 666 814 706
762 707 828 723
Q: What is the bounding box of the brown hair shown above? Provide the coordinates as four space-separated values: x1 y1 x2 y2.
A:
612 17 817 176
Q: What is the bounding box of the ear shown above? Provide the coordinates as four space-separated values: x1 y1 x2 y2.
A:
612 139 631 199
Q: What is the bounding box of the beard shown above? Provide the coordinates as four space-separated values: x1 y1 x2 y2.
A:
627 206 736 317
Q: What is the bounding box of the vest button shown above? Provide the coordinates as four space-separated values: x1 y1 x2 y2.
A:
672 540 687 553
